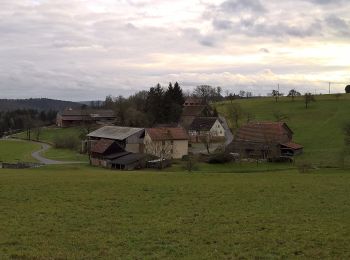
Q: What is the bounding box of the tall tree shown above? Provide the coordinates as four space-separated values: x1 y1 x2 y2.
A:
288 89 301 101
304 93 315 109
345 85 350 93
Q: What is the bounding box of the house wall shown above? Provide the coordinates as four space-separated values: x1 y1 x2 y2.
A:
210 120 225 137
126 143 143 153
173 140 188 159
144 133 188 159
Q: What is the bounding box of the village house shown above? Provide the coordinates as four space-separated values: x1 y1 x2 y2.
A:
180 97 215 129
144 127 189 159
227 122 303 160
89 139 145 170
188 117 225 142
56 108 116 127
87 126 145 154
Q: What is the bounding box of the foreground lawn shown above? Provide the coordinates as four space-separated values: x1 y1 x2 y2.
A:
0 166 349 259
0 140 40 163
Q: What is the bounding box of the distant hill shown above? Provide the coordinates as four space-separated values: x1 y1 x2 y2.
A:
0 98 81 112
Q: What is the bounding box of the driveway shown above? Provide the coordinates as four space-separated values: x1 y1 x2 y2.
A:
31 142 86 165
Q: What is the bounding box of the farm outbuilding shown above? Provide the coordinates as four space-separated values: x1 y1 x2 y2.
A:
87 126 145 154
188 117 225 142
227 122 303 160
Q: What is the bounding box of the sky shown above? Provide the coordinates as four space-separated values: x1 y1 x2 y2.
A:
0 0 349 101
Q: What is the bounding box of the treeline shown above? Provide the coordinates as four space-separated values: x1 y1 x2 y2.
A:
103 82 185 127
0 98 80 112
0 109 57 137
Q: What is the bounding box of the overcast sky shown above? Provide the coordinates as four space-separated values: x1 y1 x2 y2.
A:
0 0 349 101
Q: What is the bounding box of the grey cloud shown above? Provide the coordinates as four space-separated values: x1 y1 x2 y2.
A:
220 0 266 14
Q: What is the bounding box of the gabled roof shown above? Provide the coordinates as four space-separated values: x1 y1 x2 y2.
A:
147 127 189 141
189 117 219 131
111 153 145 165
91 139 115 154
235 122 293 144
184 97 203 106
88 126 144 140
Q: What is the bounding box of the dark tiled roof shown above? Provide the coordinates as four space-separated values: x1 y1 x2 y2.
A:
147 127 189 141
235 122 293 144
91 139 115 154
184 97 203 106
189 117 218 131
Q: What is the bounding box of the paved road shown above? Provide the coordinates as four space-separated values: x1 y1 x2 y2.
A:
31 142 86 165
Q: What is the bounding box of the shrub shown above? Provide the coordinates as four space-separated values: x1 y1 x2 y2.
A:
53 134 80 150
208 153 232 164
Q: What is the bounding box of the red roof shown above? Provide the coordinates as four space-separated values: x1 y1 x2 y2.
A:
235 122 293 144
147 127 189 141
91 139 115 154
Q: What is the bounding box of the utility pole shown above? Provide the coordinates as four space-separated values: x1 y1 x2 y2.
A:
329 82 331 94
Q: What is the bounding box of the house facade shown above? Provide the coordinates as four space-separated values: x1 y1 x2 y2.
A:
144 127 189 159
227 122 303 160
188 117 225 142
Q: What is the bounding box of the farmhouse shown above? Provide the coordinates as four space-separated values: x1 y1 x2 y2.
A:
144 127 189 159
180 97 215 129
89 139 145 170
87 126 145 153
227 122 303 160
56 108 116 127
188 117 225 142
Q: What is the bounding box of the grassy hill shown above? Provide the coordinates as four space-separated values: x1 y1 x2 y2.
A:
0 166 349 259
0 140 40 163
215 94 350 167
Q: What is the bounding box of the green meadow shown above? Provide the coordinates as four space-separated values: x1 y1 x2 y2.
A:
0 140 40 163
1 166 350 259
215 94 350 167
1 94 350 259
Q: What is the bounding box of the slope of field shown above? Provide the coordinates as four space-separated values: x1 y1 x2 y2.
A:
0 140 40 163
0 166 349 259
215 94 350 167
13 127 89 162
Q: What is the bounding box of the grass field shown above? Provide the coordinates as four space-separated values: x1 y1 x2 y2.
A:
0 165 349 259
42 148 88 162
215 94 350 167
13 127 83 144
0 140 40 163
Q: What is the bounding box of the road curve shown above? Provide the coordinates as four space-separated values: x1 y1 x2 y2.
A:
31 142 86 165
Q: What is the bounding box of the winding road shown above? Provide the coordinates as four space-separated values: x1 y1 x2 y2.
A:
31 142 86 165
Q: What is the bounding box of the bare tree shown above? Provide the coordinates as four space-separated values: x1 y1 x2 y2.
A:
288 89 301 101
227 103 244 129
304 93 315 109
144 140 173 169
200 133 213 154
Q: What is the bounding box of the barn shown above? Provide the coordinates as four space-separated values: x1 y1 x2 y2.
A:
227 122 303 160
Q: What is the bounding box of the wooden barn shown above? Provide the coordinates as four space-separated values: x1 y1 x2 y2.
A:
87 126 145 154
227 122 303 160
89 138 145 170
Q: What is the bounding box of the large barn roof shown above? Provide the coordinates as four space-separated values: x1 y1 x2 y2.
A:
235 122 293 144
87 126 144 140
147 127 189 141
